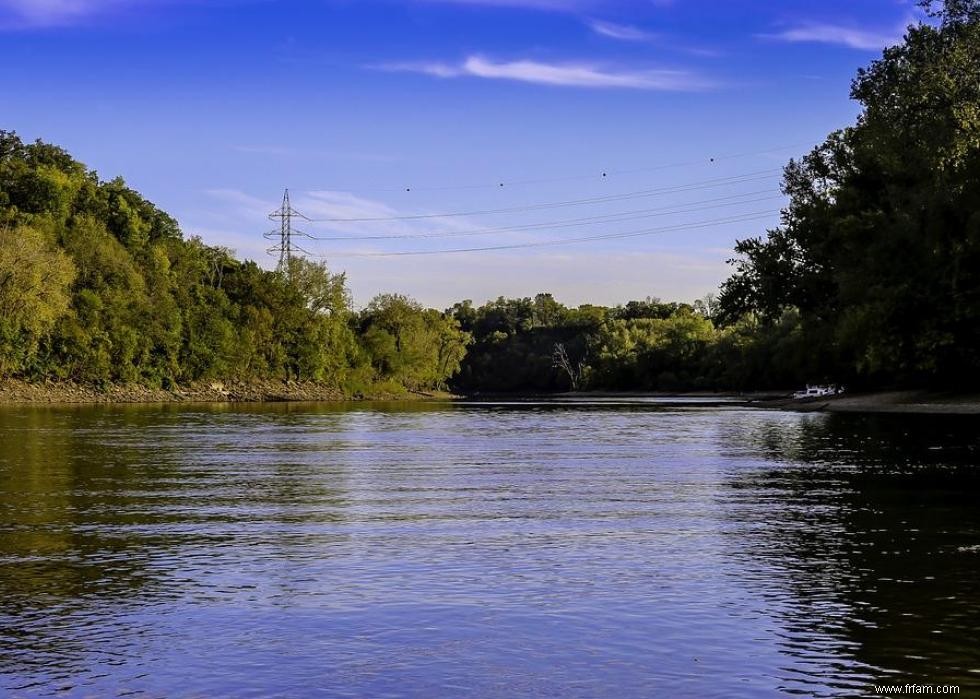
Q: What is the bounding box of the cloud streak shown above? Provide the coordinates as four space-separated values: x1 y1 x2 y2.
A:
0 0 132 28
0 0 246 29
0 0 216 29
761 20 908 51
194 185 742 308
379 55 713 91
588 19 657 42
414 0 603 11
202 188 484 256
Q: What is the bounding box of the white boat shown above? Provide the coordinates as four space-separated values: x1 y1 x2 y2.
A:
793 384 843 400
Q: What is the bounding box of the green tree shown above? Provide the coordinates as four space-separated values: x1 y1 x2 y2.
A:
719 0 980 388
0 225 76 375
360 294 471 391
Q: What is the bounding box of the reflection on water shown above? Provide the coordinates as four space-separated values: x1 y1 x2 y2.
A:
0 403 978 697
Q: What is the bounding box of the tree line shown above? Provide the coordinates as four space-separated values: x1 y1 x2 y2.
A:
0 133 469 395
3 0 979 395
447 294 823 393
0 130 810 395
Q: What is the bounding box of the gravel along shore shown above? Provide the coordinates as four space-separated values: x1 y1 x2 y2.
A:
0 379 353 404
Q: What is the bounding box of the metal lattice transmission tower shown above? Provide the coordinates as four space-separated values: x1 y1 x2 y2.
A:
265 189 312 277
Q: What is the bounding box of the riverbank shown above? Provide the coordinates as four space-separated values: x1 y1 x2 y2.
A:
753 391 980 415
0 379 454 404
3 381 977 414
475 390 980 415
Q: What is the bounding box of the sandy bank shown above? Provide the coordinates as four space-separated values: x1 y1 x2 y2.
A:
754 391 980 415
471 390 980 415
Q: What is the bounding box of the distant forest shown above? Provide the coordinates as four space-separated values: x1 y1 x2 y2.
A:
2 0 979 395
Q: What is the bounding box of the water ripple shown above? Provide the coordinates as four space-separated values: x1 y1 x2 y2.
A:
1 403 978 697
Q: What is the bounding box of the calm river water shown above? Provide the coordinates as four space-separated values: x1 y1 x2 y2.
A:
1 400 978 698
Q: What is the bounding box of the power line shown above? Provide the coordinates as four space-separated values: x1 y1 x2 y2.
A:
313 210 778 258
301 168 782 223
309 141 814 194
304 189 782 241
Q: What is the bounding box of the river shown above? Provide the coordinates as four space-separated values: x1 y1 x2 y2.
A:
1 400 978 697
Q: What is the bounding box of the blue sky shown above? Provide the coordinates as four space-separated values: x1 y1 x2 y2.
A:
0 0 921 308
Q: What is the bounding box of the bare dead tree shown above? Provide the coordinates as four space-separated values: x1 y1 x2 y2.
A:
552 342 585 391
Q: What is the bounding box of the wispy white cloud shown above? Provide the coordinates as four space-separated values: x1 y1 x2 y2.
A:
205 188 276 221
0 0 254 29
588 19 657 42
191 186 742 308
0 0 136 28
761 19 909 51
378 55 713 91
589 18 725 58
413 0 601 11
298 190 486 244
2 0 83 26
200 188 482 259
0 0 221 29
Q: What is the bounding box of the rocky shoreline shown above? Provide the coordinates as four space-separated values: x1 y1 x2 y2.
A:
0 379 367 404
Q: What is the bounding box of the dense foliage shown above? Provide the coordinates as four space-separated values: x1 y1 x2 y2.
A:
718 0 980 390
0 132 470 393
447 294 816 393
